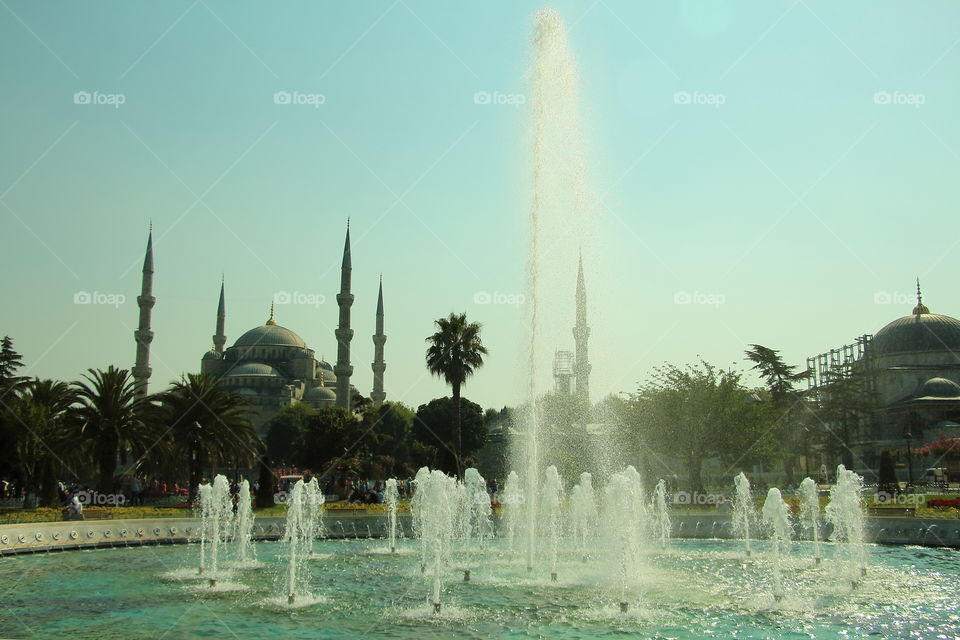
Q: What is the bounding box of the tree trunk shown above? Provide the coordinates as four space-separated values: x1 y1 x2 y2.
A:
98 444 117 494
189 447 203 506
452 382 462 478
687 453 704 495
38 460 59 508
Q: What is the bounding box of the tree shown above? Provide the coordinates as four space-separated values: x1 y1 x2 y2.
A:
414 396 486 475
156 373 261 504
812 363 876 469
265 403 316 466
294 407 370 478
72 366 153 493
367 402 416 475
11 379 78 507
425 312 488 476
744 344 811 485
631 360 771 493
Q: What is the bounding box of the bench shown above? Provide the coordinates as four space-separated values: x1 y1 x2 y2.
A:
867 507 915 517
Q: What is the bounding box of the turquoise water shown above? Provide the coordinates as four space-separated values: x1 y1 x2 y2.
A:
1 539 958 639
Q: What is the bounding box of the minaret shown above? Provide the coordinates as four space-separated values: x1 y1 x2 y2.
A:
371 275 386 405
213 277 226 354
132 225 155 397
913 277 930 315
572 252 591 403
334 222 354 410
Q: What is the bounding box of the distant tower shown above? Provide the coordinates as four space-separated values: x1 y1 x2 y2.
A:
213 277 226 354
572 253 591 402
371 276 386 405
334 222 355 410
553 349 574 394
132 225 155 397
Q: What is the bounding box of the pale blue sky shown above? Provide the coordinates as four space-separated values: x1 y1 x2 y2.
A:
1 1 958 410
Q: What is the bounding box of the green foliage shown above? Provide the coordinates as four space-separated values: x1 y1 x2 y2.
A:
293 407 370 476
265 403 316 466
414 396 486 475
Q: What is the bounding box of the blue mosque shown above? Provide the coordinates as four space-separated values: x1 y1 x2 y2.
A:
128 224 387 434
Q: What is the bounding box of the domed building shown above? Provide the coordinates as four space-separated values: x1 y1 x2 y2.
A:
825 285 960 478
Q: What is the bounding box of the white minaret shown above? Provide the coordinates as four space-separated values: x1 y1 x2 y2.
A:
213 277 226 354
132 226 155 397
334 222 354 410
371 275 386 405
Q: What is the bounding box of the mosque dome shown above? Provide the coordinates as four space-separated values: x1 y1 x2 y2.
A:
233 307 307 349
304 385 337 402
224 362 283 377
870 286 960 357
918 377 960 399
202 349 220 360
871 313 960 357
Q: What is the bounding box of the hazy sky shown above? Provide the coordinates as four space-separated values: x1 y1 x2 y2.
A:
1 1 958 411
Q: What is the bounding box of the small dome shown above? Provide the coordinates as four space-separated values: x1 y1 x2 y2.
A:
202 349 220 360
870 313 960 357
304 385 336 402
224 362 282 377
233 324 306 349
919 377 960 399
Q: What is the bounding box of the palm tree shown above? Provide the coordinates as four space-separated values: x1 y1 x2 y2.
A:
12 379 78 507
156 373 261 504
425 312 488 476
73 366 152 493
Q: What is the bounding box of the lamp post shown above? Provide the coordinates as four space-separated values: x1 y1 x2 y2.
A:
904 429 914 488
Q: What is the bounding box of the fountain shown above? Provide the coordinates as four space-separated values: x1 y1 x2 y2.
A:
412 468 459 614
652 479 671 549
732 472 756 557
500 470 524 554
569 472 597 560
541 465 564 581
198 475 233 583
602 466 646 612
825 464 868 588
277 479 322 606
232 479 256 567
385 478 399 553
798 477 822 565
761 488 792 602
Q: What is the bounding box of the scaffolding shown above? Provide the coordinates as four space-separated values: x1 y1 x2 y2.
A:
553 350 574 394
806 334 873 390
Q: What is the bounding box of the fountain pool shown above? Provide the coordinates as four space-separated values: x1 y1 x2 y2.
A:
1 537 958 639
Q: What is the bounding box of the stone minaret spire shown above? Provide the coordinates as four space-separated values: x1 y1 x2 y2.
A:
572 251 591 403
334 221 354 410
132 225 155 397
371 275 386 405
213 277 226 354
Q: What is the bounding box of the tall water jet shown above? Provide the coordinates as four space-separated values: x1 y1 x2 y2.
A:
385 478 399 553
302 477 325 549
500 471 524 554
411 467 431 573
198 475 232 580
733 473 756 557
569 472 597 560
652 479 671 549
798 477 821 564
233 479 256 567
761 488 792 603
280 479 319 605
412 469 458 614
825 465 867 587
518 6 596 573
541 465 564 581
602 466 646 610
462 468 493 550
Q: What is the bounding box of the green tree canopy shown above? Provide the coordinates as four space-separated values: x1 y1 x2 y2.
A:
414 396 486 475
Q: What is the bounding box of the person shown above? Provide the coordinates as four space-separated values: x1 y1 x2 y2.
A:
63 495 84 521
129 476 142 506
